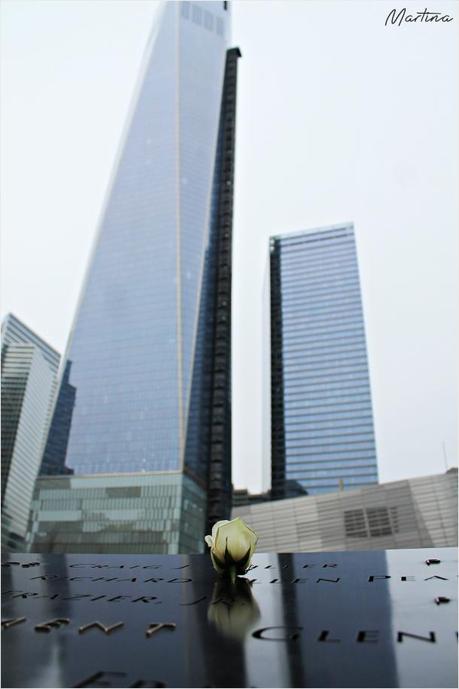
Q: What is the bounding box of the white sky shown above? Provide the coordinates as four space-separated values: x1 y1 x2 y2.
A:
1 0 457 492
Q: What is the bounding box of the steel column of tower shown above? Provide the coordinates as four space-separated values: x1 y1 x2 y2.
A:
269 239 287 500
206 47 241 533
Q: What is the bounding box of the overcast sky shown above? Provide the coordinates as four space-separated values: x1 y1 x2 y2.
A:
1 0 457 491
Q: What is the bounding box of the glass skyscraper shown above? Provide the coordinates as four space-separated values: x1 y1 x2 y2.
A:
1 314 60 551
269 224 379 497
33 2 239 553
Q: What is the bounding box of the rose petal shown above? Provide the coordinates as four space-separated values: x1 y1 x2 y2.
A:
211 520 229 543
214 518 256 562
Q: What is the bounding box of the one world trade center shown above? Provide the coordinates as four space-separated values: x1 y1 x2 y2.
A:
31 1 239 554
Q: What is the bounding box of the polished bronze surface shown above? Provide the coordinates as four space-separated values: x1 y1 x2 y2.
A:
2 548 457 687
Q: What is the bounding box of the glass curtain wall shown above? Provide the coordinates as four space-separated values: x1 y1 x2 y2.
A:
270 224 379 497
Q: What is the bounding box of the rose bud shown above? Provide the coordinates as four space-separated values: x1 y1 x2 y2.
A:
205 517 258 581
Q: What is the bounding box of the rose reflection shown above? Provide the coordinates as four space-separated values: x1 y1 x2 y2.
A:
207 576 260 641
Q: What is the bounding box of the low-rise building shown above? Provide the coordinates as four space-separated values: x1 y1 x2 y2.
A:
232 469 457 552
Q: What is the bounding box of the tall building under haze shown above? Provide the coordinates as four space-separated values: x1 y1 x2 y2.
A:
269 224 379 498
31 1 239 554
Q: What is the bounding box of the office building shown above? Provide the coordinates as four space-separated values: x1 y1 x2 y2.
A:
269 223 379 498
33 2 240 553
1 314 60 551
30 471 205 554
233 469 458 552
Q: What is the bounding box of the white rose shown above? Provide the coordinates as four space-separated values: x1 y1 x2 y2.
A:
204 517 258 578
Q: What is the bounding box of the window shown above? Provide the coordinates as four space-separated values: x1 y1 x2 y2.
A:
367 507 392 537
344 509 367 538
344 506 397 538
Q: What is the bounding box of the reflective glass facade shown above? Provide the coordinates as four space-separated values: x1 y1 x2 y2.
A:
1 315 60 550
30 472 206 554
42 2 231 478
270 224 379 496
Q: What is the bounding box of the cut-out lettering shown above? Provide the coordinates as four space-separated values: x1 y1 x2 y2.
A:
107 596 130 602
2 617 26 629
91 577 136 583
145 622 176 638
1 561 20 567
397 631 436 643
357 630 379 643
253 626 302 641
78 621 124 635
69 564 91 568
318 630 340 643
35 618 70 632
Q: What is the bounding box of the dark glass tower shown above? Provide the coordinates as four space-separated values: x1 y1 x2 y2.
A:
270 224 379 498
36 2 239 552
